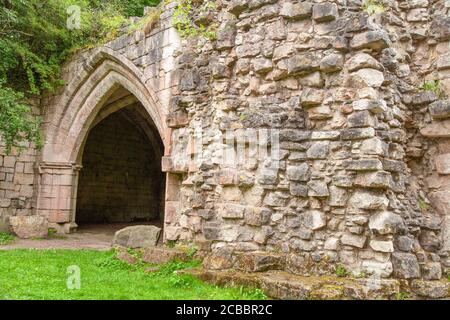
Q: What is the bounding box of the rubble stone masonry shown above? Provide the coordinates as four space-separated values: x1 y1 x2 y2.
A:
1 0 450 281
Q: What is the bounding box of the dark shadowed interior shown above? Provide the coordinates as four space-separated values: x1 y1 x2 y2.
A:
75 87 164 226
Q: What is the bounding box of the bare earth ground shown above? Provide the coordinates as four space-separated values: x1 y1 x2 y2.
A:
0 221 163 250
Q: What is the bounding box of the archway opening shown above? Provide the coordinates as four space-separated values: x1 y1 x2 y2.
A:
75 86 165 239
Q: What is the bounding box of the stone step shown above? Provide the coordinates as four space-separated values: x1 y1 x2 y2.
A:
141 246 191 264
183 268 450 300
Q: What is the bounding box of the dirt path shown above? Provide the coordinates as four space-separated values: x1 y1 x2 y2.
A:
0 222 161 250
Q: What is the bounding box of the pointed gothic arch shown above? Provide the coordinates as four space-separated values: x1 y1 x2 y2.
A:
36 49 173 233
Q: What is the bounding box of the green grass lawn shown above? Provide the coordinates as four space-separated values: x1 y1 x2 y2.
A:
0 249 266 300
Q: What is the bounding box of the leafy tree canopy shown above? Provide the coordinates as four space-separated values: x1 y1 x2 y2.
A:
0 0 159 153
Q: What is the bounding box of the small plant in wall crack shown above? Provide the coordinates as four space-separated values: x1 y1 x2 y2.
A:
362 0 386 15
418 197 430 212
335 264 350 277
421 80 447 99
173 0 218 40
395 291 410 300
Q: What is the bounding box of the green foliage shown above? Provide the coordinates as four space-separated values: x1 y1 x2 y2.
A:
335 264 349 277
166 239 177 248
237 286 268 300
47 228 67 239
0 0 161 152
173 0 217 40
128 6 163 34
418 197 430 212
421 80 447 99
0 249 265 299
362 0 386 15
186 245 198 259
95 250 138 271
0 81 42 153
0 232 15 245
395 291 410 300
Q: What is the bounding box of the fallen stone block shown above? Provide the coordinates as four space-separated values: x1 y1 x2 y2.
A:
112 225 161 248
9 216 48 239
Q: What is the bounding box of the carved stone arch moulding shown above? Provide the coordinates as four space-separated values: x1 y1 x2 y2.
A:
35 49 173 233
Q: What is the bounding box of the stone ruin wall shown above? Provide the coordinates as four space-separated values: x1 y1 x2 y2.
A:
1 0 450 282
0 98 40 233
165 0 450 281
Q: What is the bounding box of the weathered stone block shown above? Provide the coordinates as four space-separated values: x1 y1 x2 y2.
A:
236 44 260 58
258 168 278 185
252 57 273 74
345 159 383 171
216 22 236 50
436 153 450 175
361 260 393 278
235 252 285 272
391 253 421 279
350 30 391 51
348 190 388 210
410 91 437 106
361 138 386 155
306 141 330 159
307 105 333 120
298 71 324 87
112 225 161 248
430 16 450 41
285 53 319 75
324 237 340 250
354 171 392 189
437 53 450 71
349 68 384 88
286 163 310 181
312 2 338 22
202 222 221 240
264 192 289 207
9 216 48 239
167 110 189 128
320 53 343 73
395 235 415 252
328 186 348 207
419 230 440 252
142 247 190 264
421 262 442 281
300 88 325 106
244 207 271 226
280 2 312 20
421 119 450 138
352 99 387 114
346 53 382 72
303 210 326 230
369 240 394 253
347 110 374 128
410 280 450 298
307 180 329 198
203 249 235 270
341 233 366 248
220 203 245 219
219 168 238 185
369 211 404 235
341 127 375 140
429 101 450 120
290 183 308 197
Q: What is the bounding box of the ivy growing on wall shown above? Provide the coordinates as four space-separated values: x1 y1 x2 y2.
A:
0 0 160 153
